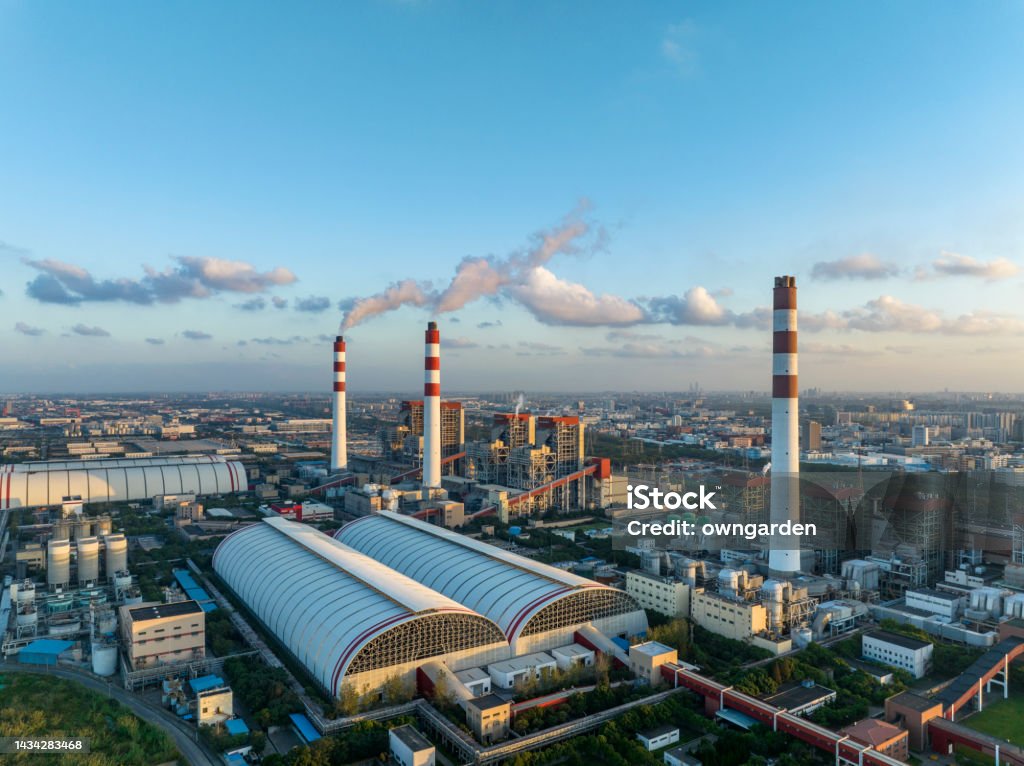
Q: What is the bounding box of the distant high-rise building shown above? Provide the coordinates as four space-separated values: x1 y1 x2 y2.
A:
802 420 822 452
912 425 930 447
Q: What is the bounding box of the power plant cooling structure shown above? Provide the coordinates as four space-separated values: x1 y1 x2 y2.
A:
769 275 801 575
331 335 347 473
423 321 442 489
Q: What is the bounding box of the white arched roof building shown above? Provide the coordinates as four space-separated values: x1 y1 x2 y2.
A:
213 517 508 695
0 455 246 510
336 511 646 653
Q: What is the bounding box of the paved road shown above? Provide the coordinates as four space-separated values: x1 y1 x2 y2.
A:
0 662 219 766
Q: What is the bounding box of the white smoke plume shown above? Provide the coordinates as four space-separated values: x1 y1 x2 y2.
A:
340 202 610 330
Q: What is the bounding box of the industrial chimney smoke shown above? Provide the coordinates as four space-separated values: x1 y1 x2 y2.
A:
769 276 800 575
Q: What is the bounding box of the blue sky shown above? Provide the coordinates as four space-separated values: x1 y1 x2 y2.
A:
2 1 1024 393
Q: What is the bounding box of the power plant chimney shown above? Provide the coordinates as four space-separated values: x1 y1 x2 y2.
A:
331 335 347 473
423 321 441 489
769 276 800 575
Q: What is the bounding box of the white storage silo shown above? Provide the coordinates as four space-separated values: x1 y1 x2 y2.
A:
91 640 118 676
47 539 71 589
77 537 100 585
103 534 128 579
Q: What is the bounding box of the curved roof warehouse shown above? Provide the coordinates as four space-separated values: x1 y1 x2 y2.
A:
0 455 247 510
335 511 646 653
212 517 509 695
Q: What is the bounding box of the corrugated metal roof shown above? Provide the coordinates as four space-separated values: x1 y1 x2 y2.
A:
213 517 502 694
336 511 623 639
20 639 74 656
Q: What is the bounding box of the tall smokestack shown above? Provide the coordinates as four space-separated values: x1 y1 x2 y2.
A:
423 321 441 489
331 335 347 473
769 276 800 575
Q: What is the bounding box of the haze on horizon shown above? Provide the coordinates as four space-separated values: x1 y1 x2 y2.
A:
2 1 1023 394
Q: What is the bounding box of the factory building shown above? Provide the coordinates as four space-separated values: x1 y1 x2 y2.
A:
690 590 768 642
0 455 247 510
625 570 690 618
119 600 206 670
862 630 933 679
463 414 588 514
336 511 646 654
381 401 465 475
213 517 509 696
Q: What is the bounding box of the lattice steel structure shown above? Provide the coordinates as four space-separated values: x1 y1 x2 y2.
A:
347 613 506 675
519 589 640 637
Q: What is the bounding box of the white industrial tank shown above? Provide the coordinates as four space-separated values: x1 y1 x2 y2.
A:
103 534 128 579
77 537 100 584
91 641 118 676
47 539 71 588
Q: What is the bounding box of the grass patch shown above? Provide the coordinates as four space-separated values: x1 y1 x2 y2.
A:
960 690 1024 748
0 672 180 765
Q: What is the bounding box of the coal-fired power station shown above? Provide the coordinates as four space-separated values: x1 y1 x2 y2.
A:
331 335 347 473
423 321 442 489
769 275 801 575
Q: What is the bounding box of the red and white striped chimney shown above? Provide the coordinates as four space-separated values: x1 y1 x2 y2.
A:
769 276 800 575
423 321 441 489
330 335 347 473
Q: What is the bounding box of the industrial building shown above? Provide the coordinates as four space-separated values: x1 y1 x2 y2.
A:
381 400 465 476
625 570 690 618
0 455 247 509
212 513 645 699
213 517 510 696
464 414 589 514
335 511 647 654
119 600 206 670
862 630 933 679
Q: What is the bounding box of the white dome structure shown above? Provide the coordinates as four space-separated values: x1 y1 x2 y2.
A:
213 517 508 695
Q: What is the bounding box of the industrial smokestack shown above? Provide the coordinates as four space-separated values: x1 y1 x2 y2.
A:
769 276 800 575
331 335 347 473
423 321 441 489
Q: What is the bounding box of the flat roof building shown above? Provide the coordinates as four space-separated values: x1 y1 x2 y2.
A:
119 600 205 670
389 724 435 766
763 680 837 716
862 630 933 679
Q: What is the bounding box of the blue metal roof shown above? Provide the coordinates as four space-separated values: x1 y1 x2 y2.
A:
289 713 321 743
21 639 74 656
173 569 217 611
189 674 226 693
224 718 249 736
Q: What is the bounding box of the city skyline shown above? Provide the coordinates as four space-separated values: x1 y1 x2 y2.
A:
3 2 1024 392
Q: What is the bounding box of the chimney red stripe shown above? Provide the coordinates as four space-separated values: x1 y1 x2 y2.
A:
772 375 798 398
333 342 345 352
772 331 797 353
424 383 440 397
425 330 440 343
334 382 346 392
334 362 346 372
424 357 440 370
773 287 797 310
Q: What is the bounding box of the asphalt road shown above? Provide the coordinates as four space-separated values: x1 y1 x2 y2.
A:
0 662 219 766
